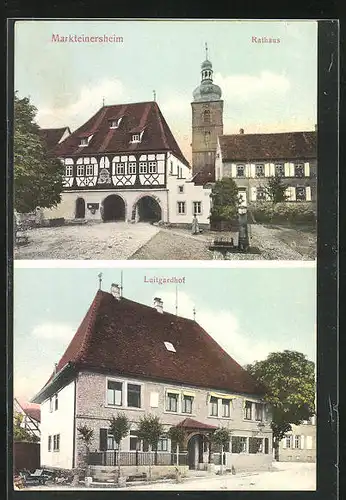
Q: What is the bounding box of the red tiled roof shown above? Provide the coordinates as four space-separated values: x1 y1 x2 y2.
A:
55 101 190 167
43 290 263 396
219 131 317 162
177 418 217 430
19 401 41 422
192 167 215 186
38 127 70 153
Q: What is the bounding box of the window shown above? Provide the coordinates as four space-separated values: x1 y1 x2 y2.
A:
86 164 94 176
48 435 52 452
131 134 140 142
107 380 123 406
166 393 178 412
294 163 304 178
77 164 85 176
148 161 157 174
232 436 247 453
244 401 253 420
255 403 263 421
49 397 53 413
178 185 184 194
164 341 176 352
285 435 293 448
53 434 60 452
193 201 202 215
294 435 301 449
54 394 58 411
210 396 218 416
177 201 186 215
204 131 211 145
107 432 119 450
203 110 211 123
256 187 266 201
249 437 263 454
236 164 245 177
275 163 285 177
264 438 269 454
130 431 140 451
296 186 306 201
222 399 230 418
65 165 73 177
79 137 88 147
255 164 265 177
182 395 193 414
110 119 121 129
127 384 141 408
128 162 136 175
139 162 147 174
170 161 173 175
116 163 125 175
157 436 168 452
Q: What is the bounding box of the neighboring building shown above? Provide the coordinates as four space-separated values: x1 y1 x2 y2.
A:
191 45 223 181
38 127 71 153
279 416 316 462
214 130 317 205
14 398 41 440
43 101 211 226
32 285 273 472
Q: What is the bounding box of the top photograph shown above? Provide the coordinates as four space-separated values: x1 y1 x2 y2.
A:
12 19 317 261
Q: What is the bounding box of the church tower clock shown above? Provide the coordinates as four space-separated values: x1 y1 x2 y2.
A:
191 44 224 179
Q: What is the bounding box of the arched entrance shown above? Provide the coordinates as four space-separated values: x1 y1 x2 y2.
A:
133 196 162 222
102 195 125 222
75 198 85 218
187 434 204 470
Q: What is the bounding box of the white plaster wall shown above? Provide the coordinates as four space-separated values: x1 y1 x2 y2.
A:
215 139 223 181
40 381 75 469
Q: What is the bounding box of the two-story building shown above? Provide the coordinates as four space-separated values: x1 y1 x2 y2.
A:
31 285 273 473
42 101 211 227
279 417 316 463
215 130 317 205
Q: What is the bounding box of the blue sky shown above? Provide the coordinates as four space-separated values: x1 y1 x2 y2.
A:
13 265 316 401
14 19 317 161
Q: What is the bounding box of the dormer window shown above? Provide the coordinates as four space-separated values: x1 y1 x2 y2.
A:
131 134 140 143
80 137 88 147
109 118 122 129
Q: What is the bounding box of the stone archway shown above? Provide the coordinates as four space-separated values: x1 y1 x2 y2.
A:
75 197 85 219
187 434 204 470
132 195 162 223
102 194 126 222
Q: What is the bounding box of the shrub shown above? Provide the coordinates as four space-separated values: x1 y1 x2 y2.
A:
249 202 316 225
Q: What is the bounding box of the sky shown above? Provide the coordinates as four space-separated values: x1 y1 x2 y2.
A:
13 265 316 402
14 19 317 162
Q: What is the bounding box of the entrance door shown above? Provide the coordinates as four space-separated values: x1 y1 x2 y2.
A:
187 435 203 470
102 195 125 221
75 198 85 218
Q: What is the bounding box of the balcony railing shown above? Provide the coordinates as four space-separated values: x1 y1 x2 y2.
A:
87 451 188 467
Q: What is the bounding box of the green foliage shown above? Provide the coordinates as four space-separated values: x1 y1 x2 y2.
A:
167 426 186 447
77 425 94 447
262 176 290 204
109 413 131 445
136 414 164 450
249 202 316 225
13 412 39 443
246 350 315 447
14 94 65 213
211 427 232 447
210 178 240 221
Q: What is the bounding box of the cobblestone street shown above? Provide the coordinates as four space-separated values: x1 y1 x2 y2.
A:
14 222 316 260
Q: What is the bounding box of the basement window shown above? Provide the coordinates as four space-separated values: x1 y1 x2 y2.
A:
164 341 176 352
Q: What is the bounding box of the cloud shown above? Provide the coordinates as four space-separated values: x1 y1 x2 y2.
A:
36 78 124 130
14 365 52 402
156 290 279 366
214 71 290 103
161 96 190 116
31 322 75 340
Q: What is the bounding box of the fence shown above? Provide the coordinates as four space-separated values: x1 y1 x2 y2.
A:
88 451 188 467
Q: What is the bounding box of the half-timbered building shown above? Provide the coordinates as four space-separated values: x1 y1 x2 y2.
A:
44 101 211 226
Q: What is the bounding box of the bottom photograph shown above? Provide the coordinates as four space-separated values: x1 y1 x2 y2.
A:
13 266 316 491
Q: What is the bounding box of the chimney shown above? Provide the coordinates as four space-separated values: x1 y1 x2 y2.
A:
54 363 58 376
111 283 121 300
239 128 244 134
153 297 163 313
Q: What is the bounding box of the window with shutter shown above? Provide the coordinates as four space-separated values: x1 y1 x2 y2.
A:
99 428 108 451
264 437 269 454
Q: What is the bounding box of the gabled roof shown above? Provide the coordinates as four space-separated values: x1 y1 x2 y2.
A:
38 127 71 153
14 398 41 423
191 167 215 186
55 101 190 167
177 418 218 430
36 290 264 400
219 131 317 162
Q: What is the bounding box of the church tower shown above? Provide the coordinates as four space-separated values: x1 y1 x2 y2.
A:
191 44 223 179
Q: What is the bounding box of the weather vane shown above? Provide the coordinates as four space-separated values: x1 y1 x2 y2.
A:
153 90 156 102
98 272 103 290
205 42 208 60
193 307 196 321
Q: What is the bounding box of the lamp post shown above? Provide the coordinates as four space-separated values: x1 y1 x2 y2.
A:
238 205 249 252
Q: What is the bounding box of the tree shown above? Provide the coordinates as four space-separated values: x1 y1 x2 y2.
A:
245 350 315 460
210 178 240 222
109 413 131 481
136 414 164 480
167 426 186 466
13 412 39 443
77 425 94 477
262 176 289 204
211 427 231 475
14 94 65 213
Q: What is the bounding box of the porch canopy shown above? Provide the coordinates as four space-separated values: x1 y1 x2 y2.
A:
176 418 218 431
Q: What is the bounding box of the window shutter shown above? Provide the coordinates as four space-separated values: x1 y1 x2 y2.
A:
304 162 310 177
300 435 305 449
291 187 296 201
269 163 275 176
251 187 257 201
289 163 295 177
100 428 108 451
284 163 290 177
250 164 256 178
306 436 313 450
282 437 287 449
264 164 270 177
231 164 237 178
306 186 311 201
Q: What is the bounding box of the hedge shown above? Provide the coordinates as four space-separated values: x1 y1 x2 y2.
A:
249 202 316 225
